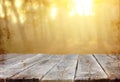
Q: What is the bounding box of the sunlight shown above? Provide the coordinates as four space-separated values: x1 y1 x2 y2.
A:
19 14 26 23
71 0 94 16
0 0 119 54
5 1 11 7
11 13 17 23
0 4 5 18
49 0 94 18
15 0 22 9
50 6 57 20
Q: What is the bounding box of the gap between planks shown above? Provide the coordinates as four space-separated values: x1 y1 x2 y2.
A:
75 55 108 82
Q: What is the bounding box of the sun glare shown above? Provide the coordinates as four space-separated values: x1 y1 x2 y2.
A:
0 4 5 18
50 6 58 20
15 0 22 9
71 0 94 16
50 0 94 18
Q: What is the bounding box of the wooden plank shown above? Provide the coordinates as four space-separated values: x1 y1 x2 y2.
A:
6 79 39 82
11 55 64 80
0 54 35 67
0 54 22 61
94 54 120 81
0 54 46 78
41 55 79 82
0 54 35 79
75 55 108 82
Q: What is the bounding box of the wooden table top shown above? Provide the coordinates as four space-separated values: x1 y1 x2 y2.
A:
0 54 120 82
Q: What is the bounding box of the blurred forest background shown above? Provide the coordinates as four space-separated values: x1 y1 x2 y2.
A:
0 0 120 54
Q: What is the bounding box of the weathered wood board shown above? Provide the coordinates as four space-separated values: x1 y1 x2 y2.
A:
75 55 108 82
0 54 22 61
94 54 120 81
42 55 78 82
0 54 120 82
0 54 45 78
12 55 64 79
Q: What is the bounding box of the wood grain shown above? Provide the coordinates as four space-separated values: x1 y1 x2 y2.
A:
0 54 44 78
0 54 22 61
0 54 120 82
94 54 120 81
12 55 64 80
42 55 79 82
75 55 108 82
0 54 34 67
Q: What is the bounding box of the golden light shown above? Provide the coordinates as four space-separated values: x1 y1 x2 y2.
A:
69 10 75 16
5 1 11 7
11 13 17 23
0 4 5 18
50 6 57 19
70 0 94 16
33 3 39 10
19 14 26 24
0 0 119 54
15 0 22 9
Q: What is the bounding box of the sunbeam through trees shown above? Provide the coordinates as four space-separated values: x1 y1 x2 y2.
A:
0 0 120 54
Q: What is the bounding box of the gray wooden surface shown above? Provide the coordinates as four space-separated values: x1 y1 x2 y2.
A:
75 55 108 82
0 54 120 82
